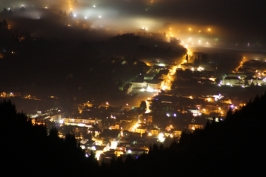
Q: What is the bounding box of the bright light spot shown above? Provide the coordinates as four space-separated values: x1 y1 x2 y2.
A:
197 66 204 71
95 152 101 160
146 86 154 92
98 16 101 18
93 5 96 8
158 133 165 142
110 141 118 149
145 100 151 113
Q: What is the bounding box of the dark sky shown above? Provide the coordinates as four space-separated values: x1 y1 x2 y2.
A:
1 0 266 44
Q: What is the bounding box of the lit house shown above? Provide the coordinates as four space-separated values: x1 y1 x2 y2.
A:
136 126 146 134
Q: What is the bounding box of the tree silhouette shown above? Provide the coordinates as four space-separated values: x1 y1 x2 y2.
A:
0 100 98 176
139 101 147 114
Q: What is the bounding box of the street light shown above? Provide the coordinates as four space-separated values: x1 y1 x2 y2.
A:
208 28 211 35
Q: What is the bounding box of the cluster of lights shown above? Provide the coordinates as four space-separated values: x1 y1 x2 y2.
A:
65 1 101 21
141 27 148 31
130 122 140 132
185 37 210 46
140 86 160 93
166 113 177 117
190 66 205 72
188 27 212 33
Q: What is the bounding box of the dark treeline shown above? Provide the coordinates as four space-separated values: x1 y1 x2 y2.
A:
1 91 265 176
101 92 265 176
100 93 264 176
0 100 98 176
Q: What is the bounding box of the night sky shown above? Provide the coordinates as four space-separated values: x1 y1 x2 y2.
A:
1 0 265 45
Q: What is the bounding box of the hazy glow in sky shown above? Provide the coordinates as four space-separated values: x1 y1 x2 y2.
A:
1 0 266 45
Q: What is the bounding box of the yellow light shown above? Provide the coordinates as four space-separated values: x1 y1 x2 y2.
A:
158 133 165 142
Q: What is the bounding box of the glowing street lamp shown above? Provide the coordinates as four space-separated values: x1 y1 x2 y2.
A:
208 28 211 35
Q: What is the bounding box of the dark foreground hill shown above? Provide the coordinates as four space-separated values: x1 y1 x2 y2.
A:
103 92 265 177
0 100 98 176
